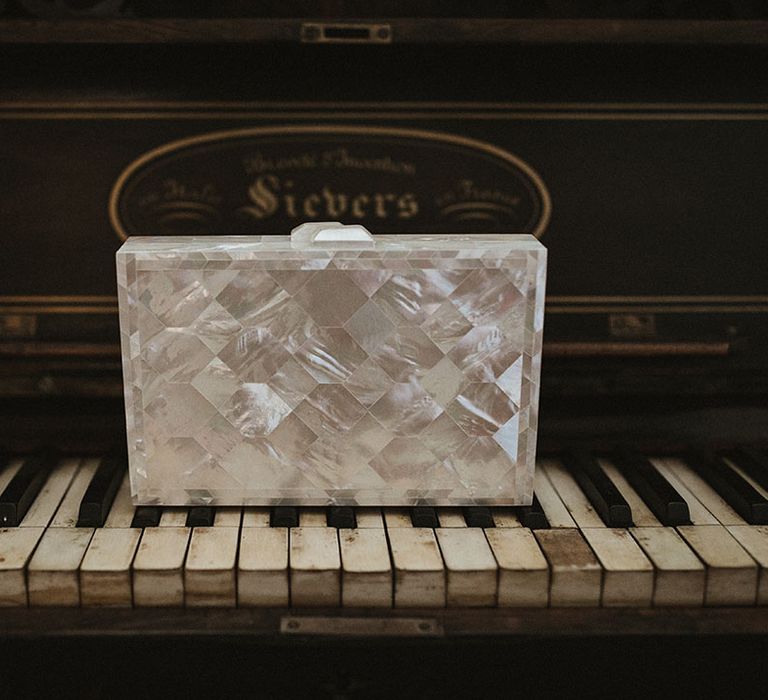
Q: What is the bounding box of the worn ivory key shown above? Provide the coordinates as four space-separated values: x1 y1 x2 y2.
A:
339 528 392 607
436 508 466 528
102 474 136 528
238 527 289 606
80 527 141 606
241 507 271 527
355 508 384 528
387 527 445 608
630 526 705 606
534 528 602 606
678 525 757 606
132 526 190 607
726 525 768 605
28 527 94 606
290 526 341 607
20 459 79 528
485 527 549 607
581 528 654 607
0 527 45 606
185 526 239 607
435 528 497 607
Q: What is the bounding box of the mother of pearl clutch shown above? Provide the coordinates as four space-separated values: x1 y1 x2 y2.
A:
117 223 547 505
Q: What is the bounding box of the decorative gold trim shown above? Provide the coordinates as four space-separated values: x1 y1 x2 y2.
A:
3 111 768 121
0 295 117 303
107 124 552 242
2 100 768 110
546 305 768 314
0 306 118 314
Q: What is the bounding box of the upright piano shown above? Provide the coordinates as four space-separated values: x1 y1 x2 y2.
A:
0 1 767 695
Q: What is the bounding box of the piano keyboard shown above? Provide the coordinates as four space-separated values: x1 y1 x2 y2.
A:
1 449 768 608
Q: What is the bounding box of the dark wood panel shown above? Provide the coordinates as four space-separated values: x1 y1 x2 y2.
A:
1 607 767 638
0 18 768 44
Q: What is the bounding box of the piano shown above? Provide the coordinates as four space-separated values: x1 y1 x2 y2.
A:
1 1 767 695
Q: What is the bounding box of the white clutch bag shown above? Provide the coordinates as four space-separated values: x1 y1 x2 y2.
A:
117 223 547 505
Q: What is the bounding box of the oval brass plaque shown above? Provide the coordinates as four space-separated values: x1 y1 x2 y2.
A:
110 125 550 240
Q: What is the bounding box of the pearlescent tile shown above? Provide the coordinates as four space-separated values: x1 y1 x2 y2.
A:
118 233 546 505
369 378 443 436
344 359 394 407
294 327 367 384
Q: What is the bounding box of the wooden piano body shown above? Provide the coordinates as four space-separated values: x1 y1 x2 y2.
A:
0 2 767 695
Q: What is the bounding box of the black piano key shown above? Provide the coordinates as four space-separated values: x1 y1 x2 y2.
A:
728 448 768 493
76 451 126 527
0 451 56 527
186 506 216 527
463 506 495 528
687 449 768 525
327 506 356 529
515 494 549 530
410 506 438 528
270 505 298 528
563 450 633 528
612 448 690 526
130 506 162 528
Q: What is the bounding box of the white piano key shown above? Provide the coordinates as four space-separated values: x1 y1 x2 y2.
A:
213 508 242 527
339 528 392 607
581 528 654 607
238 527 289 606
435 528 497 607
540 459 604 528
185 526 239 607
630 526 706 606
436 508 466 528
726 458 768 499
491 508 522 528
678 525 758 605
534 462 578 528
20 458 79 527
355 508 384 528
664 458 746 526
299 508 328 527
103 473 135 528
28 527 94 606
241 507 271 527
651 459 719 525
290 526 340 607
383 508 413 528
727 525 768 605
49 458 99 528
132 526 190 607
534 528 602 607
0 527 44 606
387 527 445 608
159 508 188 527
79 528 141 606
599 459 662 527
485 528 549 607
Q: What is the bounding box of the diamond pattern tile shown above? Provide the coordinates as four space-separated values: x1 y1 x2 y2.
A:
118 234 546 505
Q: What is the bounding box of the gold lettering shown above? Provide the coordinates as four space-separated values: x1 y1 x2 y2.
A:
351 194 369 218
397 193 419 219
240 174 279 220
321 186 348 218
304 194 320 217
